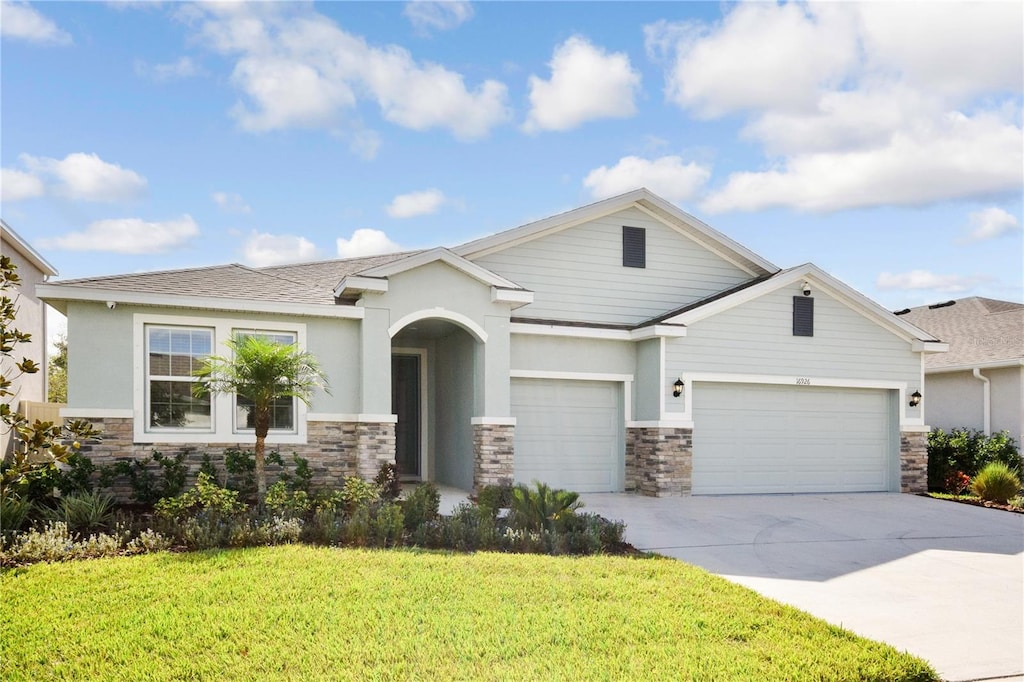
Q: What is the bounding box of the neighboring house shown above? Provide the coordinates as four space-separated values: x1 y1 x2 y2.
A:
38 189 947 496
1 220 59 458
898 298 1023 445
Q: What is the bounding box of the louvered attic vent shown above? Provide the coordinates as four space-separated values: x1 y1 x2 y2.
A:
622 226 646 268
793 296 814 336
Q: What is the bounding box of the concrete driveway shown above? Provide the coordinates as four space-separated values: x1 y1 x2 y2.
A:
581 492 1024 682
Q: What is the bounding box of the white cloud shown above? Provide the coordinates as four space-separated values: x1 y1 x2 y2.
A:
583 155 710 203
336 229 402 258
644 4 858 118
0 1 72 45
135 56 200 81
242 231 319 267
703 110 1023 213
349 129 381 161
963 207 1021 243
20 152 147 202
189 4 510 140
1 168 45 202
386 189 447 218
40 215 199 254
876 270 989 294
211 191 252 214
648 2 1024 214
523 36 641 133
403 0 473 34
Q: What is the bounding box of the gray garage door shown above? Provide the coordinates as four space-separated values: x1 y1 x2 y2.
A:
511 378 624 492
692 382 894 495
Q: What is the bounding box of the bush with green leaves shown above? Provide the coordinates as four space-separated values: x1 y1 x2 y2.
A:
338 476 380 514
154 472 244 522
263 481 311 517
476 483 514 516
43 491 117 535
401 482 440 532
374 461 401 501
443 502 500 552
98 449 188 506
510 481 583 533
928 429 1022 492
0 521 170 565
971 462 1022 504
343 501 404 548
0 494 32 542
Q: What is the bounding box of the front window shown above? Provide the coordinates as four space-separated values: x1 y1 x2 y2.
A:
147 326 213 430
232 329 298 434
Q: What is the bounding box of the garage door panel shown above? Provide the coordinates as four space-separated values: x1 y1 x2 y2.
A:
511 379 624 493
693 383 893 495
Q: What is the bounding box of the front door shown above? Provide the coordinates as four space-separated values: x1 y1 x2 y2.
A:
391 354 421 478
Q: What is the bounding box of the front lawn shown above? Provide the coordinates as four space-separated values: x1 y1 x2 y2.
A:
1 546 934 681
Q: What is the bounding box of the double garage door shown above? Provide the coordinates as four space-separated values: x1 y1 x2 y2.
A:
511 377 895 495
691 383 895 495
511 378 624 493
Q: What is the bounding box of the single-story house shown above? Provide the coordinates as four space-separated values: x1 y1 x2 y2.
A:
1 219 59 459
897 297 1023 445
38 189 947 496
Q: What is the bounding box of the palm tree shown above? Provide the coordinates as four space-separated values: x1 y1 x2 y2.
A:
194 335 329 497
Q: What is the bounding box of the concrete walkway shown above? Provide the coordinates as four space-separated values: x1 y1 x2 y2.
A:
581 492 1024 682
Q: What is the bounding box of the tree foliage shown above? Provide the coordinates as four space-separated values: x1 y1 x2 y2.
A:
47 334 67 403
1 256 100 499
194 335 329 496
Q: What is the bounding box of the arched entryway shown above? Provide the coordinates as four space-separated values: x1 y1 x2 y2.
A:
390 314 483 490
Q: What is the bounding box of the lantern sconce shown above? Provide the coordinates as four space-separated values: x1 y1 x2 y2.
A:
909 390 922 407
673 379 684 398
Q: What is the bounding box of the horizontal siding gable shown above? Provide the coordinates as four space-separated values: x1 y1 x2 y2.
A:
667 285 921 383
473 207 753 325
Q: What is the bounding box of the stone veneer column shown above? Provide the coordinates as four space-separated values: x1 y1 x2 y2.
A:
354 421 396 480
629 426 693 497
472 423 514 491
899 430 928 493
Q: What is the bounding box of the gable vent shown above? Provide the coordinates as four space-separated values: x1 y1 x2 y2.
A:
622 226 646 268
793 296 814 337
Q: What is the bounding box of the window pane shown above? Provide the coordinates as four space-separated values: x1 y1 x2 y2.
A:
170 354 193 376
191 331 211 355
149 329 170 353
170 330 192 354
149 352 170 376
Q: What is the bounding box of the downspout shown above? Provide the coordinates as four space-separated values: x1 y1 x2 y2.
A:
972 368 991 435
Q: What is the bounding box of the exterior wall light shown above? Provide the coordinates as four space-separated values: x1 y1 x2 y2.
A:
909 390 922 407
673 379 684 398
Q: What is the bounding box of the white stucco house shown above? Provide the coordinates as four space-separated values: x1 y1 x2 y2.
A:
38 189 947 496
898 298 1023 445
1 220 59 458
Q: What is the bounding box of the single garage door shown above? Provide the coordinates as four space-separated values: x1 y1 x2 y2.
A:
511 378 624 492
692 382 894 495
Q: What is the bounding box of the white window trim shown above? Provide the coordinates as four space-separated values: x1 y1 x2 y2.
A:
133 313 309 444
231 329 300 436
144 324 216 435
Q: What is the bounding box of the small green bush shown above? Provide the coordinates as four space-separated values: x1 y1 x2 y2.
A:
154 472 244 522
971 462 1022 504
928 429 1022 492
338 476 380 514
374 461 401 501
0 495 32 541
476 483 514 516
344 501 404 548
98 449 188 506
0 521 142 565
511 481 583 533
43 491 117 534
443 503 499 552
401 482 440 532
263 481 311 517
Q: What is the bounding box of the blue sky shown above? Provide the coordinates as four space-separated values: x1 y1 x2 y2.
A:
3 0 1022 343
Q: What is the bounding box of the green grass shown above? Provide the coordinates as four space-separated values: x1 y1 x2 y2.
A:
1 546 935 681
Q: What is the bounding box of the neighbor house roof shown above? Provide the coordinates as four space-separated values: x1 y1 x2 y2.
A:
896 297 1024 371
1 219 58 277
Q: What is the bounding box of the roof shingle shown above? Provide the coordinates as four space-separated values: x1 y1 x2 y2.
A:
898 297 1023 369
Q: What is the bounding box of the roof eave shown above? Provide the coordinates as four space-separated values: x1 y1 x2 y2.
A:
1 219 58 277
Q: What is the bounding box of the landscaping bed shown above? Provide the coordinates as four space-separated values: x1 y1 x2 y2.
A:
923 492 1024 514
0 545 936 682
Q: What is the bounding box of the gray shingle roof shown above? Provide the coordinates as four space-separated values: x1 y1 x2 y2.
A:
898 297 1024 369
49 251 424 305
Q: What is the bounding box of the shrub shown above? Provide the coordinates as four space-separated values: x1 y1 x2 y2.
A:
0 494 32 542
0 521 133 565
971 462 1022 504
276 454 313 493
344 501 404 548
229 515 303 547
338 476 380 514
476 483 514 516
401 482 440 532
155 472 244 522
126 529 171 554
928 429 1022 492
263 481 311 517
43 491 117 534
374 461 401 501
443 503 499 552
510 481 583 533
52 453 96 497
98 450 188 506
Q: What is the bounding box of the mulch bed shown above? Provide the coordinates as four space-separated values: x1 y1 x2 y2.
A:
922 493 1024 514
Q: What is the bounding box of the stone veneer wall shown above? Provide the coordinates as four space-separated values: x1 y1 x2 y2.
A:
628 427 693 497
472 423 514 491
76 417 396 500
899 430 928 493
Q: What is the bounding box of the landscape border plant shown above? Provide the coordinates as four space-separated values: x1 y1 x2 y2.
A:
927 428 1022 493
